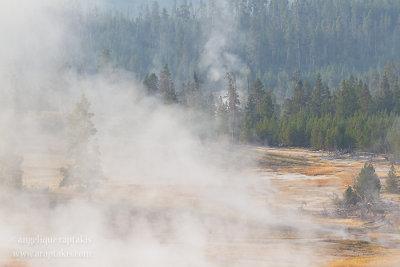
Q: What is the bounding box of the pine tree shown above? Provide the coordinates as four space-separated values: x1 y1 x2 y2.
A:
310 73 324 117
378 72 393 113
260 88 275 119
225 72 240 142
285 80 308 116
252 78 265 113
370 70 380 96
386 117 400 161
159 64 177 104
143 73 159 95
393 83 400 114
386 165 399 193
310 119 324 149
354 163 381 204
241 92 257 142
358 82 372 114
60 94 105 190
241 78 270 143
185 72 204 110
336 79 359 118
321 85 332 116
291 80 306 112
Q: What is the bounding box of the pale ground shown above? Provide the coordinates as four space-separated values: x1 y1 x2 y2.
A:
4 146 400 266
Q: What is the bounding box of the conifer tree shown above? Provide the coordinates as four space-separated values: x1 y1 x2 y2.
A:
159 64 177 104
252 78 265 113
393 83 400 114
310 73 324 117
225 72 240 142
143 73 159 95
378 72 393 113
386 117 400 161
60 94 105 190
386 165 399 193
284 80 307 116
186 72 204 110
260 88 275 119
336 79 359 118
354 163 381 204
358 82 372 114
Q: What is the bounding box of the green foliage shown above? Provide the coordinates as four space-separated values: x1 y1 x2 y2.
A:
60 94 105 190
215 96 229 138
65 94 97 153
238 71 399 152
106 0 400 153
159 64 177 104
66 0 400 100
343 185 359 207
336 78 360 118
354 163 381 204
378 73 394 113
386 117 400 160
336 163 382 217
241 78 277 144
386 165 399 193
225 72 241 142
143 73 159 95
310 74 327 117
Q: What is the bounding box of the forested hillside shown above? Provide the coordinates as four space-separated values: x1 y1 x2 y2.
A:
70 0 400 101
59 0 400 156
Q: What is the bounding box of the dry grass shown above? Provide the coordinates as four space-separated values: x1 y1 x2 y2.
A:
272 178 340 190
328 240 385 256
322 240 393 266
258 152 314 171
259 150 351 181
302 166 339 176
324 254 400 267
313 217 365 228
325 257 382 267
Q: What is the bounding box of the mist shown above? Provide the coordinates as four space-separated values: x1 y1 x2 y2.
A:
0 1 342 266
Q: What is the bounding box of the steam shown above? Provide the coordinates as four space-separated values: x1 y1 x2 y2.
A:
0 1 340 266
199 0 250 88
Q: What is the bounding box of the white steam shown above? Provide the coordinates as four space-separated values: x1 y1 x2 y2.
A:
0 1 340 266
199 0 250 86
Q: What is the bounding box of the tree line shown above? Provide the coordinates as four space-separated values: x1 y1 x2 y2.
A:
68 0 400 102
143 60 400 160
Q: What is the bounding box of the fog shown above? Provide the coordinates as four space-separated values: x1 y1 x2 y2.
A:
0 1 337 266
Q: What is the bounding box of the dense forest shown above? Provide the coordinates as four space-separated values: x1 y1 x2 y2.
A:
69 0 400 101
59 0 400 157
142 60 400 157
